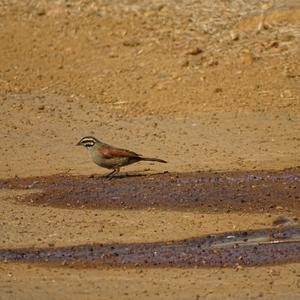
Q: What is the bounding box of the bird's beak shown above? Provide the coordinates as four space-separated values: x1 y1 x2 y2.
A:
76 142 81 146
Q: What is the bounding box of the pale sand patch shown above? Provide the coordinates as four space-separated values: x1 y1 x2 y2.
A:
0 189 288 249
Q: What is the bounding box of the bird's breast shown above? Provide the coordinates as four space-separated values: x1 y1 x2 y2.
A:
89 148 131 169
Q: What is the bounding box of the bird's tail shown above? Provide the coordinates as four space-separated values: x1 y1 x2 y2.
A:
140 157 167 163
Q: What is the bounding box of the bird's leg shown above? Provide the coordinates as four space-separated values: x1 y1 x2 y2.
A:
105 168 120 180
105 169 116 179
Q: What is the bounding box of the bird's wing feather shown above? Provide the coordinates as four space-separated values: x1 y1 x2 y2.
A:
100 146 141 158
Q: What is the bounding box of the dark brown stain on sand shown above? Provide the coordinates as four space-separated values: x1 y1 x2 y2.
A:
0 227 299 268
0 167 300 212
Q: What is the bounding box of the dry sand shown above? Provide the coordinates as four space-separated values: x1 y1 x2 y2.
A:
0 1 300 299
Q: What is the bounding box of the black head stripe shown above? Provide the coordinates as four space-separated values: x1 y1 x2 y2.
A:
81 139 96 147
83 141 95 147
78 136 98 147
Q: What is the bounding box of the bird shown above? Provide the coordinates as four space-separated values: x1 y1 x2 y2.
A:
76 136 167 179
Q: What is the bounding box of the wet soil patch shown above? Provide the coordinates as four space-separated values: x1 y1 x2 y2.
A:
1 227 299 268
1 168 300 212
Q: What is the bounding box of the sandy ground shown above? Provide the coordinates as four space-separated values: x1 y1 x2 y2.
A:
1 0 300 299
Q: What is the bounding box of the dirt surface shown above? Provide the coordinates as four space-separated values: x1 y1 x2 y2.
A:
1 0 300 299
1 168 300 212
1 227 300 268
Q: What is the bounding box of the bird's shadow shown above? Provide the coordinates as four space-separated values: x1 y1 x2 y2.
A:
92 171 168 180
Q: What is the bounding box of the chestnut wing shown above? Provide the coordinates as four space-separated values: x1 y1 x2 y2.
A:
100 147 141 159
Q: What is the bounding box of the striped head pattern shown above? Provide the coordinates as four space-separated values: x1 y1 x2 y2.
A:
76 136 100 148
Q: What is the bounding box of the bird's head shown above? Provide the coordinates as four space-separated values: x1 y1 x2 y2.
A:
76 136 100 148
